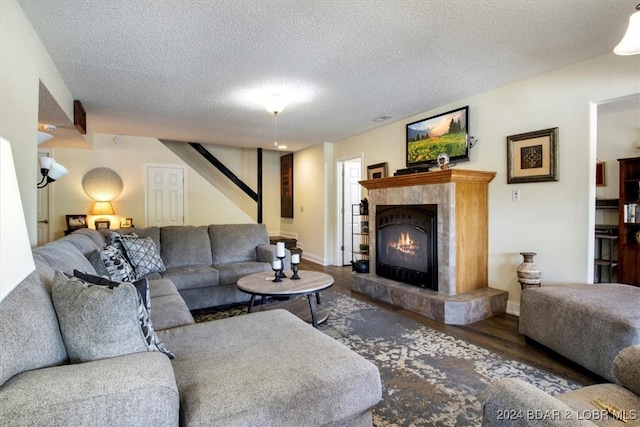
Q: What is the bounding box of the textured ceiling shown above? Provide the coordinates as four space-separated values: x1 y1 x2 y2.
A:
19 0 638 151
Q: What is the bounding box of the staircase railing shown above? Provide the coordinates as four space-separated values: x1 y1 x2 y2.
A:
188 142 263 223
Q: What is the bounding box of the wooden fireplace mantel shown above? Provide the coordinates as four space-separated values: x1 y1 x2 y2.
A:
359 169 496 190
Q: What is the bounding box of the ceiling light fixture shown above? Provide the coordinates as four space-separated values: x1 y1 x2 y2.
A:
614 4 640 55
37 156 68 188
37 124 56 145
264 95 288 147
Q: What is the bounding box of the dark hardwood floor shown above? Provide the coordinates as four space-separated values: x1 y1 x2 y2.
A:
300 259 606 387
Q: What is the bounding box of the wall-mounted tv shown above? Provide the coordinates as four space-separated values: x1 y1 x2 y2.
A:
406 106 469 169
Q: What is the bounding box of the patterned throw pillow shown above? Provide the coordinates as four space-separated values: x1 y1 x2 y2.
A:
100 245 137 282
73 269 149 312
121 236 166 277
53 271 174 362
69 271 172 358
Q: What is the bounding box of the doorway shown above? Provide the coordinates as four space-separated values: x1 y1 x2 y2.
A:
146 165 186 227
336 156 363 266
36 151 51 245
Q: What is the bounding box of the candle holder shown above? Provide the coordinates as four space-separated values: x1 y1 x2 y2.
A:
272 263 283 282
291 261 300 280
276 255 287 279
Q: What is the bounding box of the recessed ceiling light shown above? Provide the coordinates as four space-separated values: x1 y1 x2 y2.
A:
373 115 392 122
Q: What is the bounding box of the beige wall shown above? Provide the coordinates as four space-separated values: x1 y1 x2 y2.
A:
50 134 283 239
0 0 76 245
333 53 640 313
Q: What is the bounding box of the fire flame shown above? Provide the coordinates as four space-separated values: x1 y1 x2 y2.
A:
388 232 419 255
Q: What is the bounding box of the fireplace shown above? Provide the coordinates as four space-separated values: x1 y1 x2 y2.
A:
376 205 437 290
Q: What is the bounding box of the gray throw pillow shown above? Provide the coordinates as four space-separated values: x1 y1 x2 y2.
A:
52 271 174 363
121 236 166 277
100 245 137 281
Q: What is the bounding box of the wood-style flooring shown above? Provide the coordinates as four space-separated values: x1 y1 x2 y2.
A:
299 259 606 387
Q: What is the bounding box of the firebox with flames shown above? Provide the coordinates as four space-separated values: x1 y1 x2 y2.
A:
387 232 420 256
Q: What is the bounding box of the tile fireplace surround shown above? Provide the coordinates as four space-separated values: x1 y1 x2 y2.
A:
353 169 507 325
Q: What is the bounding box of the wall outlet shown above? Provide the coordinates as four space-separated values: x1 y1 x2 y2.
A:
512 189 521 202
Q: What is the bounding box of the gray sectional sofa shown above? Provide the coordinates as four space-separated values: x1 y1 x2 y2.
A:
95 223 291 310
482 346 640 426
0 225 382 426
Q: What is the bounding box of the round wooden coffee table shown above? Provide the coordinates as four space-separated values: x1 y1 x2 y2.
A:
237 270 334 327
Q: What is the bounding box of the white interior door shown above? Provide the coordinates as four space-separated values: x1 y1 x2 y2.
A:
146 165 185 227
342 159 362 265
36 151 51 245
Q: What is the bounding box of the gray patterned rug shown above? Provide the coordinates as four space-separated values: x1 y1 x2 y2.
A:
192 290 583 426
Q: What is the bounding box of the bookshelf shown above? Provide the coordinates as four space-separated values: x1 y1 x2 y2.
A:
618 157 640 286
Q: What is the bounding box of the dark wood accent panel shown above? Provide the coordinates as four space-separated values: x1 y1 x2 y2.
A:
280 153 294 218
617 157 640 286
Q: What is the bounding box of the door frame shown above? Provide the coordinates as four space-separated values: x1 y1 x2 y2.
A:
37 149 52 245
335 153 363 266
144 163 187 227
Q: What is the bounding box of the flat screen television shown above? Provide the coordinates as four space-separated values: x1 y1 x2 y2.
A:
406 106 469 169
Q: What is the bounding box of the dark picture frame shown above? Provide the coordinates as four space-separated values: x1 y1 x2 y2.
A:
280 153 294 218
120 217 133 228
596 161 606 187
94 220 110 230
66 214 88 230
507 127 558 184
367 162 388 180
406 106 470 168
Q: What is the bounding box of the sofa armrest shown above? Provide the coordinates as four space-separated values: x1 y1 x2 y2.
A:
481 378 597 426
0 352 178 426
613 345 640 395
256 244 291 270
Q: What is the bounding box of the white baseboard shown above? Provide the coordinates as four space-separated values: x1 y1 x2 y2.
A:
506 301 520 317
301 252 326 266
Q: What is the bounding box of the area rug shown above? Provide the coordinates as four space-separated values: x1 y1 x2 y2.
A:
192 290 583 426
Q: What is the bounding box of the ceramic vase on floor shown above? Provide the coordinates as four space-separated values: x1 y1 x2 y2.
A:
517 252 541 289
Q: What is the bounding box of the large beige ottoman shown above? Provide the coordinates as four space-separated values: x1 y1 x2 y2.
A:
519 284 640 382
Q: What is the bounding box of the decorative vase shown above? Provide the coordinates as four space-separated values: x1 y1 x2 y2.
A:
517 252 541 289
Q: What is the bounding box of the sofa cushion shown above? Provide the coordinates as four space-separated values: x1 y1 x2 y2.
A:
158 310 381 426
52 271 173 362
68 227 106 249
0 270 68 387
162 265 219 291
150 294 195 331
613 345 640 396
160 225 213 268
34 240 96 275
214 261 272 286
121 235 166 277
85 249 111 277
100 245 137 282
209 223 269 264
0 352 179 426
62 233 102 258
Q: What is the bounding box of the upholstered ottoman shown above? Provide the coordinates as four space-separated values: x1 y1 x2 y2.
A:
519 284 640 382
158 309 382 426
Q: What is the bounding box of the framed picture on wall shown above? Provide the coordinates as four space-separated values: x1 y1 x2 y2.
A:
507 127 558 184
596 161 606 187
367 162 388 180
280 153 294 218
66 214 88 230
94 220 110 230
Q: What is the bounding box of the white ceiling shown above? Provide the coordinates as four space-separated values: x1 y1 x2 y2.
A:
19 0 638 152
